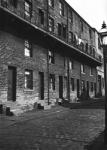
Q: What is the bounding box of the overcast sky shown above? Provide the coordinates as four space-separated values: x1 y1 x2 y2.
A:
66 0 107 31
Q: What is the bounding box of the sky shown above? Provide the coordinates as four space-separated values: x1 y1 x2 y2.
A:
66 0 107 31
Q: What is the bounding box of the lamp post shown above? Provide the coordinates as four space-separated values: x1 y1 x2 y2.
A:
99 21 107 145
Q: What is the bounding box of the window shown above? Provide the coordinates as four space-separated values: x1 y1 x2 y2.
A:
91 82 94 92
49 74 55 90
39 9 44 25
69 32 73 43
59 1 64 16
90 67 93 76
71 78 75 91
81 64 85 73
48 50 54 64
48 17 54 32
69 60 74 70
48 0 54 7
10 0 18 8
24 0 32 21
69 10 73 24
62 25 67 39
85 43 88 53
1 0 8 7
80 20 83 32
24 40 32 57
58 23 62 36
89 29 92 39
25 70 33 89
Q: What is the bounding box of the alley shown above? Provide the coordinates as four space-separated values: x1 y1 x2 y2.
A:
0 105 105 150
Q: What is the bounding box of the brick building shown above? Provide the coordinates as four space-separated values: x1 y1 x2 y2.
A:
0 0 102 113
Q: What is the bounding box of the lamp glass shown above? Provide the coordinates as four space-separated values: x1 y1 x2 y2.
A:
102 36 107 45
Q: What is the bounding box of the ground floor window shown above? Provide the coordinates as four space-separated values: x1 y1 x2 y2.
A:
25 69 33 89
81 80 85 92
49 74 55 90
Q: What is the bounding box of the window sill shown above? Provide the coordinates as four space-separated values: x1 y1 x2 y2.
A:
24 89 34 92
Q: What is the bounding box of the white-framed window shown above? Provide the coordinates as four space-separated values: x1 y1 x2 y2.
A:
81 64 85 73
25 69 33 89
24 40 32 57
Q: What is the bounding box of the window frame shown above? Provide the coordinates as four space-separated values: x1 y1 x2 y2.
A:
81 64 85 74
49 74 55 90
24 69 33 90
24 40 32 57
39 9 44 25
48 17 54 32
59 0 64 16
24 0 32 21
48 49 55 64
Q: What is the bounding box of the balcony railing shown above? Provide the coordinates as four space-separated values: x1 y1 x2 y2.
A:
0 0 102 63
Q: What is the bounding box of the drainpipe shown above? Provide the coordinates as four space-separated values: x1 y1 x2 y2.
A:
47 49 50 105
67 58 70 101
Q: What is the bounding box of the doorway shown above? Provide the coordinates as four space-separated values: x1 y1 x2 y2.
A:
59 76 63 98
77 79 80 98
39 72 44 100
8 66 16 101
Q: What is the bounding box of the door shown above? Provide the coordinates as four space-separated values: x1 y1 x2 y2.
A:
77 79 80 98
87 81 89 97
8 66 16 101
59 76 63 98
39 72 44 100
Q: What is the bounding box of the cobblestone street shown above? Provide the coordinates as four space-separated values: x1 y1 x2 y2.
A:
0 105 105 150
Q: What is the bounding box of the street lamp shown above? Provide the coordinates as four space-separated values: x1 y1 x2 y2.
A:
99 21 107 145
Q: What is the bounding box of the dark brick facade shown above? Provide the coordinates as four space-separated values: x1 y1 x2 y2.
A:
0 0 102 111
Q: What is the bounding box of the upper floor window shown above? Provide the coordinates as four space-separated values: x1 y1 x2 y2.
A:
69 32 73 43
49 74 55 90
90 67 93 76
69 10 73 24
89 29 92 39
69 59 74 70
48 0 54 7
85 43 88 53
24 0 32 21
59 0 64 16
48 17 54 32
62 25 67 39
81 64 85 73
58 23 62 36
25 69 33 89
48 50 55 64
80 20 83 32
39 9 44 25
24 40 32 57
1 0 8 7
10 0 18 8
